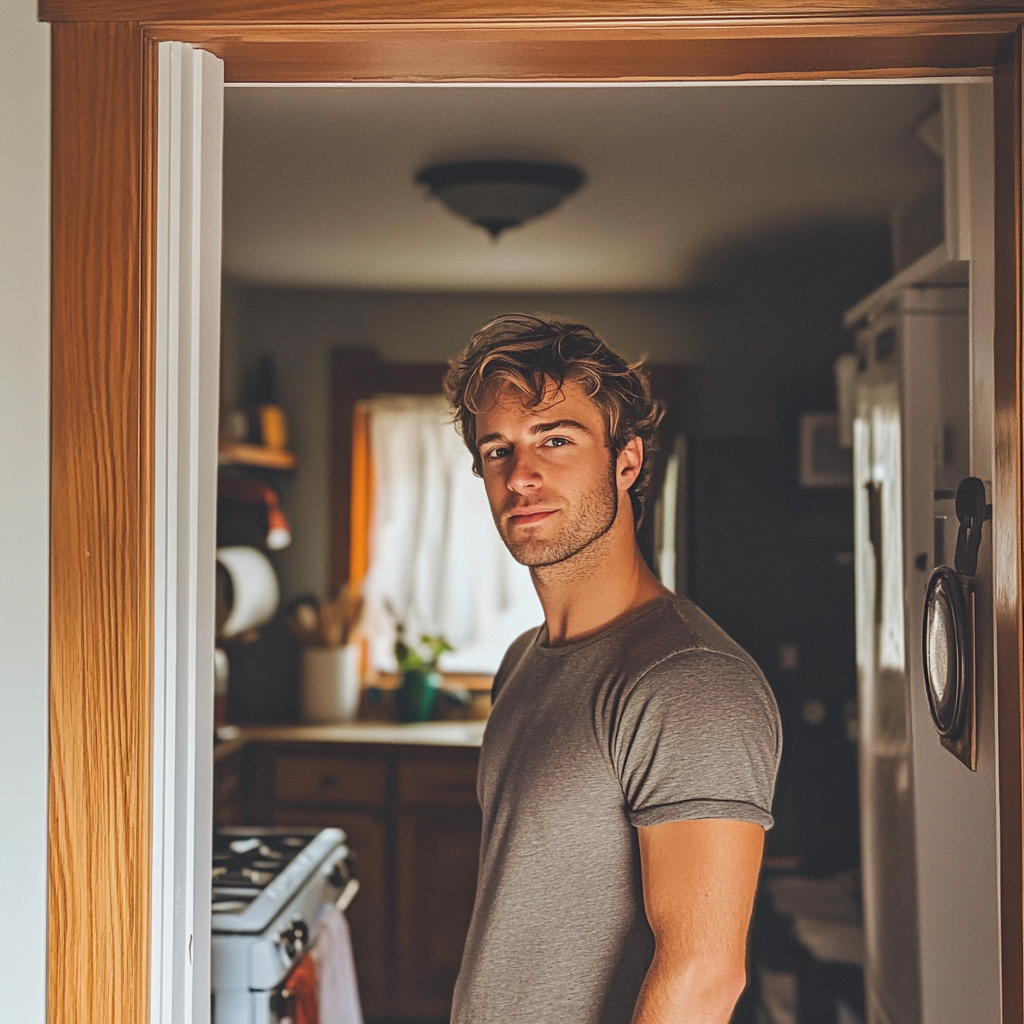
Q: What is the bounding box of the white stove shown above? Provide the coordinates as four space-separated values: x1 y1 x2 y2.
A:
211 826 360 1024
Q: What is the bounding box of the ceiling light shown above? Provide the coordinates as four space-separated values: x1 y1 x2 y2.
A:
415 160 586 239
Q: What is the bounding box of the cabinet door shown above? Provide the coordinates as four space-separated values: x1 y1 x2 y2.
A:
212 748 248 825
274 806 391 1018
394 808 482 1018
398 756 479 806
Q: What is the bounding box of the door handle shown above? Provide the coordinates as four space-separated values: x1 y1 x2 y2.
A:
953 477 991 578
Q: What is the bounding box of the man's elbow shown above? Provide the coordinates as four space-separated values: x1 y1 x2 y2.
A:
700 961 747 1011
713 963 748 1010
662 955 748 1017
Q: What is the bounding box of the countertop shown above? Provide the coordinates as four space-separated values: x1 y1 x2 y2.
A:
215 720 486 760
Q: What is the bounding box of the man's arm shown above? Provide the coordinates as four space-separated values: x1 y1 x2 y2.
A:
632 818 765 1024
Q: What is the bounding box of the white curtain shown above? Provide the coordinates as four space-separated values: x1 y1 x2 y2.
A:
360 395 543 674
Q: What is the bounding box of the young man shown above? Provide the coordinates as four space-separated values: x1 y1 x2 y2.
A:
444 314 781 1024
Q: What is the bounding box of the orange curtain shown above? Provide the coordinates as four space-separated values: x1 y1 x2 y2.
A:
349 401 375 594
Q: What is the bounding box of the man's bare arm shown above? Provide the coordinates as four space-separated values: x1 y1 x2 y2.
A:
632 818 765 1024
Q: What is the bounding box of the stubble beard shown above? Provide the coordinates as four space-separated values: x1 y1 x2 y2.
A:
496 457 619 570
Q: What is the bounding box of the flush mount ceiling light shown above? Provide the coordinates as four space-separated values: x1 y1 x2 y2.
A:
415 160 586 239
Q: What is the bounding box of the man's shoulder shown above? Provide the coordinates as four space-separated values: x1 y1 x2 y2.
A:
617 601 781 763
616 595 753 667
607 597 773 711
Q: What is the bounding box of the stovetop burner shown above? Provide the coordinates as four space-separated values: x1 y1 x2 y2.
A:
212 831 314 900
212 827 349 934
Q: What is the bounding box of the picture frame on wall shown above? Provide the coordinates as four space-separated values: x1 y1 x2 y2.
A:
799 412 853 488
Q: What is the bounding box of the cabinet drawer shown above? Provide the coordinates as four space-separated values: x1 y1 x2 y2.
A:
274 754 387 807
398 757 479 806
214 767 241 806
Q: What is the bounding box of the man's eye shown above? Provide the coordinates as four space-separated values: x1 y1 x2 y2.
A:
544 437 570 448
487 446 511 459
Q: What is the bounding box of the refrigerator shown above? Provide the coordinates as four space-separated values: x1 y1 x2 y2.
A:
852 285 970 1024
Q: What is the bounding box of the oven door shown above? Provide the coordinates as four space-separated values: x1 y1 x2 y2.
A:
212 946 317 1024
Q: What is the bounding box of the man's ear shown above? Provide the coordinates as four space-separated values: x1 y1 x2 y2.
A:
616 436 644 492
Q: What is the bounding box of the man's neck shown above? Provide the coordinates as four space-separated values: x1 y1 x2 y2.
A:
530 501 670 645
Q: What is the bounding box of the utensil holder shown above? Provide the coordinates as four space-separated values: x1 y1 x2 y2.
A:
301 643 361 722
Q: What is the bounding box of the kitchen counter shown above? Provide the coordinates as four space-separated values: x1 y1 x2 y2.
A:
215 720 486 761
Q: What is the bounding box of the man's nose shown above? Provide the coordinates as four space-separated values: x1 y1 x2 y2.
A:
507 446 542 491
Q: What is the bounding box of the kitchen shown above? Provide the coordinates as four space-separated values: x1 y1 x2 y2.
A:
206 78 979 1024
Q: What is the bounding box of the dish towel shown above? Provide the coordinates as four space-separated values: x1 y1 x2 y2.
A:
314 903 364 1024
279 953 319 1024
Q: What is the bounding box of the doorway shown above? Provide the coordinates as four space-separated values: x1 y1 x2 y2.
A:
39 12 1024 1024
214 78 991 1024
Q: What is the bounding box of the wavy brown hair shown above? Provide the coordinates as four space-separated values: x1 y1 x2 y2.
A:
444 313 662 526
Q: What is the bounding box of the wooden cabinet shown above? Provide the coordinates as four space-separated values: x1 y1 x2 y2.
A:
213 743 250 825
397 755 479 805
393 755 481 1016
233 739 481 1022
274 752 388 807
395 809 481 1017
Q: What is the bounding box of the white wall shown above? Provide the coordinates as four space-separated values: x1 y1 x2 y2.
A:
0 3 50 1022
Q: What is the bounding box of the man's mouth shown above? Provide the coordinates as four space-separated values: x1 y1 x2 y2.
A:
506 508 557 527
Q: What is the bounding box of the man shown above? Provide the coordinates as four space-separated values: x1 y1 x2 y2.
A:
444 314 781 1024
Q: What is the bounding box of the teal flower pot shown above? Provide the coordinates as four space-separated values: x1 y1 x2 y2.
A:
396 669 442 722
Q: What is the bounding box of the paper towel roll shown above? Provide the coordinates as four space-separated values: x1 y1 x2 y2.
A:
216 546 280 637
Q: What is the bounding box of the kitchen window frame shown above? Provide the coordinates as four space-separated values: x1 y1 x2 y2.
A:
39 3 1024 1022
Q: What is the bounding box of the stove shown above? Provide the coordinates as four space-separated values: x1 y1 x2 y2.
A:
211 826 360 1024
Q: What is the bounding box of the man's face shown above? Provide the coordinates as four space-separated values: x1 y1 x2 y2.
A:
474 378 621 567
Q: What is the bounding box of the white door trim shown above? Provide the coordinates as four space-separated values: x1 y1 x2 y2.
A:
152 40 223 1024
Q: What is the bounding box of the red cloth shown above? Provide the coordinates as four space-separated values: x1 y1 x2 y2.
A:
282 954 319 1024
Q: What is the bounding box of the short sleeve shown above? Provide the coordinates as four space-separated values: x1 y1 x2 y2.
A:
610 650 782 830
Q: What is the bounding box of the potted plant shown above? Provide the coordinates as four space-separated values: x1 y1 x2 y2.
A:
394 626 453 723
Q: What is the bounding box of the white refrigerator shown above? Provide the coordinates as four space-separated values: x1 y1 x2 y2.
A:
852 284 973 1024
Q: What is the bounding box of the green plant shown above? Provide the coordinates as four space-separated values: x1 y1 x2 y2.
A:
394 625 453 674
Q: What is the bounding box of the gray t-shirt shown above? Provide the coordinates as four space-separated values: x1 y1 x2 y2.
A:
451 595 781 1024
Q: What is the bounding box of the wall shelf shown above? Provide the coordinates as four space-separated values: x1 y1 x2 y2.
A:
218 437 296 470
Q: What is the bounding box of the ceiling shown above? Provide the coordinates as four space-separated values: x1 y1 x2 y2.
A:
222 83 942 293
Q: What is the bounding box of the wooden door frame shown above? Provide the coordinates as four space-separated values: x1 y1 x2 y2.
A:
40 3 1024 1022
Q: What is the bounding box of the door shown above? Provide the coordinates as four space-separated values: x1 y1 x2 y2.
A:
901 83 1001 1024
850 81 999 1024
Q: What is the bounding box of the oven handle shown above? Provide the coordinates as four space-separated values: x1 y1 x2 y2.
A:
334 877 360 913
326 851 360 912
